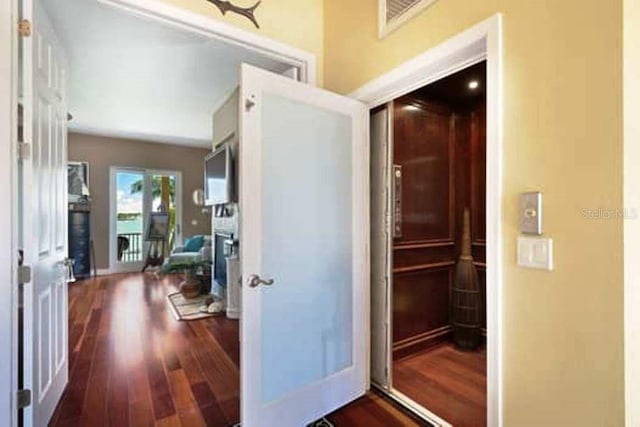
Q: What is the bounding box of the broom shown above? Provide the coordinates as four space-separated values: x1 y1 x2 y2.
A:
451 208 482 350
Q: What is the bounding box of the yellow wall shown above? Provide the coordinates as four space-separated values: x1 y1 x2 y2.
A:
624 0 640 424
157 0 324 84
324 1 624 425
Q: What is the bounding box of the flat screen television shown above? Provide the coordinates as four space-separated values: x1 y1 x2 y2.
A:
205 143 233 206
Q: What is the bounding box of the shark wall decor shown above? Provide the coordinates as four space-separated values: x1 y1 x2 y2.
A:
207 0 261 28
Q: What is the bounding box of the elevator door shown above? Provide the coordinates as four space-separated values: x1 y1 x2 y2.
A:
370 105 393 390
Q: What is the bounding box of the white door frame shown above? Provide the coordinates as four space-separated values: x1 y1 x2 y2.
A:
109 167 183 273
350 14 504 427
97 0 316 86
0 0 18 424
2 0 316 422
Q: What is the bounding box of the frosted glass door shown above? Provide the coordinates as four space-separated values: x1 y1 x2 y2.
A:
240 64 369 427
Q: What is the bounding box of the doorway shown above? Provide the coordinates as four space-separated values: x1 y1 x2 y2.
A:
380 62 487 427
10 0 315 424
109 167 182 272
360 15 503 427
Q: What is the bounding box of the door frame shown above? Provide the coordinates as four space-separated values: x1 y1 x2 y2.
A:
0 0 18 424
109 167 183 273
2 0 316 423
350 14 504 426
97 0 316 86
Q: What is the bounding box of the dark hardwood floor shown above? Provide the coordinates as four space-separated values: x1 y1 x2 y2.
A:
393 343 487 427
50 273 425 427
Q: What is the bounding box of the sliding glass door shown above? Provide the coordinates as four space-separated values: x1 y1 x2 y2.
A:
110 167 182 272
115 170 145 267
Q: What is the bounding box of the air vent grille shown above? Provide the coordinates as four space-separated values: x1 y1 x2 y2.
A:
379 0 438 38
386 0 422 22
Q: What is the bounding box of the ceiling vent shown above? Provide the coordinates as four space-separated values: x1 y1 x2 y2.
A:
379 0 439 38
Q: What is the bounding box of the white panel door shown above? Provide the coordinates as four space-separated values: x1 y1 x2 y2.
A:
21 0 69 425
240 64 369 427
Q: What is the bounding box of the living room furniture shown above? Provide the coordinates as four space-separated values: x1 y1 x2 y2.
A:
68 202 91 279
164 235 213 270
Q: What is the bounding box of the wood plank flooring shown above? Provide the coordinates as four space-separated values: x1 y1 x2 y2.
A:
50 273 425 426
393 343 487 427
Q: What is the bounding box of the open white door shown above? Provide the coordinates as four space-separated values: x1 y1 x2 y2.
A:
240 64 369 426
20 0 69 424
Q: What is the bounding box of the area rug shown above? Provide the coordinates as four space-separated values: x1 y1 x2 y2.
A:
167 292 221 321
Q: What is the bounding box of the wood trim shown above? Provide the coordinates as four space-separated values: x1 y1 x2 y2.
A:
473 241 487 246
470 104 479 241
395 95 453 115
448 113 456 242
393 261 455 274
474 262 487 269
393 241 454 250
393 326 452 360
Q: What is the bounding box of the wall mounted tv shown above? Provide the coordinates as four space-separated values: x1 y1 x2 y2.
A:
204 143 233 206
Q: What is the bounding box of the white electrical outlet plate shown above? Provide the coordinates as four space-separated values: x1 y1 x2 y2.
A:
517 236 554 271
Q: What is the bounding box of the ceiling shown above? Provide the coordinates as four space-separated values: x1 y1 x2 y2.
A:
413 61 486 107
41 0 292 147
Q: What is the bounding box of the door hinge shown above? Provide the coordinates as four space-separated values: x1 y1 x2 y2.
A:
18 265 32 285
18 142 31 160
18 19 31 37
17 389 31 409
245 97 256 112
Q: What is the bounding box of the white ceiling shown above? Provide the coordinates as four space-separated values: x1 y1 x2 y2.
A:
41 0 292 147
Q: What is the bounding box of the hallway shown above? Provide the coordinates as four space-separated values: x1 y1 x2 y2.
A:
50 274 424 426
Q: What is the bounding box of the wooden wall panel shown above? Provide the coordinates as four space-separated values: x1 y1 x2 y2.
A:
393 97 454 244
470 102 487 332
393 243 455 270
391 94 487 358
393 268 452 359
471 103 487 245
392 96 456 357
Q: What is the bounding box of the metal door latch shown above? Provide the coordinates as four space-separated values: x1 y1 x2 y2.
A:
247 274 274 288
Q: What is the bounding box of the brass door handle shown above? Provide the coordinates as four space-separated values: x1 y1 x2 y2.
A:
247 274 274 288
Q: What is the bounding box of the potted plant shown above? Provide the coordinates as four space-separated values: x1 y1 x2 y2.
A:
161 260 212 299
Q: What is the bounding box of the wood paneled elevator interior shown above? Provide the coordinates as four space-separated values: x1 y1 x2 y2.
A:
371 61 488 426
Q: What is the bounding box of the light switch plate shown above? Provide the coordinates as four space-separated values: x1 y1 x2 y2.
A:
517 237 554 271
520 192 543 235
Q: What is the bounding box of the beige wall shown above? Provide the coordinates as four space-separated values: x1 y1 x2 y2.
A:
324 1 624 426
158 0 325 85
69 133 211 269
624 0 640 424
